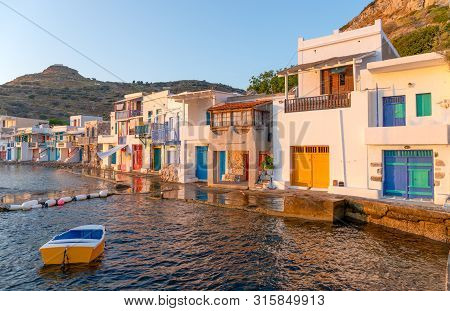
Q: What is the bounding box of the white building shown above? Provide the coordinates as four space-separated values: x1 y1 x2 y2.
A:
362 52 450 205
52 125 84 162
1 116 48 161
70 115 103 128
273 19 398 198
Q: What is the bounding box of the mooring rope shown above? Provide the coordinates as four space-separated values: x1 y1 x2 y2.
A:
61 247 69 272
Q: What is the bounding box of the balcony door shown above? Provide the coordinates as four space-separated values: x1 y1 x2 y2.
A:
383 96 406 127
320 65 354 95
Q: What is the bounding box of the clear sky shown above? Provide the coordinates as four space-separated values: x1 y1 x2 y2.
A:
0 0 370 89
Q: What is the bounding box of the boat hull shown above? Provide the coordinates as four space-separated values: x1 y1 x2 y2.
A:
40 241 105 265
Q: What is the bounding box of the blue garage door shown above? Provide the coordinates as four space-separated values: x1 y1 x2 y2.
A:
195 146 208 180
383 150 433 199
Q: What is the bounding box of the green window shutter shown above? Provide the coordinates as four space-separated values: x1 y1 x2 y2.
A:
416 93 431 117
394 103 405 118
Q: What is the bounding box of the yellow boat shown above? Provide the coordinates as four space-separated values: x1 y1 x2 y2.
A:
39 225 106 265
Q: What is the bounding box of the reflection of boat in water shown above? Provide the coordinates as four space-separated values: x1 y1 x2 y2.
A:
40 225 105 265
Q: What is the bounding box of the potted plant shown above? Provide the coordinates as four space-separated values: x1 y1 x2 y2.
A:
262 156 274 176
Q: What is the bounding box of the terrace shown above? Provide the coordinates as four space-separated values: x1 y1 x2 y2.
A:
285 92 351 113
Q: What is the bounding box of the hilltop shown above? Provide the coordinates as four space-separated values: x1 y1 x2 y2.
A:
0 65 244 120
341 0 449 56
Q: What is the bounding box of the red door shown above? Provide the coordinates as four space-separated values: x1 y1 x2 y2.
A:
133 145 143 170
243 153 249 181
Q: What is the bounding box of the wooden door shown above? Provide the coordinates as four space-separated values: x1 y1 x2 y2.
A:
133 145 143 170
291 146 329 188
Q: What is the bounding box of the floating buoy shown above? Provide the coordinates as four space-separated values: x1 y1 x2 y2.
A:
89 193 99 199
75 194 87 201
60 197 72 203
22 200 38 208
45 199 56 207
57 199 65 206
99 190 108 198
7 205 22 211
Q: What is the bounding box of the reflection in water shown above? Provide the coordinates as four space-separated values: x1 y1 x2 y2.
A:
0 165 449 290
0 166 110 204
0 195 448 290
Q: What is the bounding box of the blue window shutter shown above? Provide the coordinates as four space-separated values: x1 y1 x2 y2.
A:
206 112 211 125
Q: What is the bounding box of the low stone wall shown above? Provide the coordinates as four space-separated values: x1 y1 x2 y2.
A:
283 195 346 222
345 198 450 243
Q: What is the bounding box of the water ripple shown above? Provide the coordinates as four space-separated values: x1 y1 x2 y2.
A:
0 166 448 290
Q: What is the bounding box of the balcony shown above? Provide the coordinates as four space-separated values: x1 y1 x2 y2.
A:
211 121 232 129
77 137 96 145
115 110 142 120
7 142 15 148
29 142 38 149
365 124 450 145
151 124 179 144
57 141 72 148
118 136 127 145
135 125 150 137
98 135 116 144
285 92 351 113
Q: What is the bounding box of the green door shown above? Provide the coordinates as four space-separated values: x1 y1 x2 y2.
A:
154 148 161 171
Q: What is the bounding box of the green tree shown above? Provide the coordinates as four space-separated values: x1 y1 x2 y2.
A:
393 25 440 56
48 118 68 126
247 70 297 94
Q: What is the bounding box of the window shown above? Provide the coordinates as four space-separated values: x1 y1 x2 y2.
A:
212 112 230 127
416 93 431 117
339 73 345 86
148 111 153 122
242 110 251 125
206 112 211 125
155 109 162 123
232 111 241 125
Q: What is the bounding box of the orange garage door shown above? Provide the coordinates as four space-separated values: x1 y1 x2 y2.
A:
291 146 329 188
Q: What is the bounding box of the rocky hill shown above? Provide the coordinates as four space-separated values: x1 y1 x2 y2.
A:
341 0 449 56
0 65 244 121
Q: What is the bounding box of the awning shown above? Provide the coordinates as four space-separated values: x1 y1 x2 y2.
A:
97 145 127 159
277 51 376 76
208 100 271 112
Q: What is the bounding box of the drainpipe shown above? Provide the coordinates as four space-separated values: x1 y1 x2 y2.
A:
339 110 347 187
375 83 379 127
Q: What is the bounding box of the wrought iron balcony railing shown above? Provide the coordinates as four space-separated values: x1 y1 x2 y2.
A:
115 110 142 120
151 123 179 144
135 125 150 137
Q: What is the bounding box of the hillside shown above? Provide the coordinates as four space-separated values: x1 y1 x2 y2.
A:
341 0 449 56
0 65 244 120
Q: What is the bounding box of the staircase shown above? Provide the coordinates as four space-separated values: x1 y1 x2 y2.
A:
64 148 80 163
38 148 49 162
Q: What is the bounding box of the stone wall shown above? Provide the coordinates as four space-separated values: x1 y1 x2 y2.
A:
160 164 179 183
228 151 246 176
345 198 450 243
